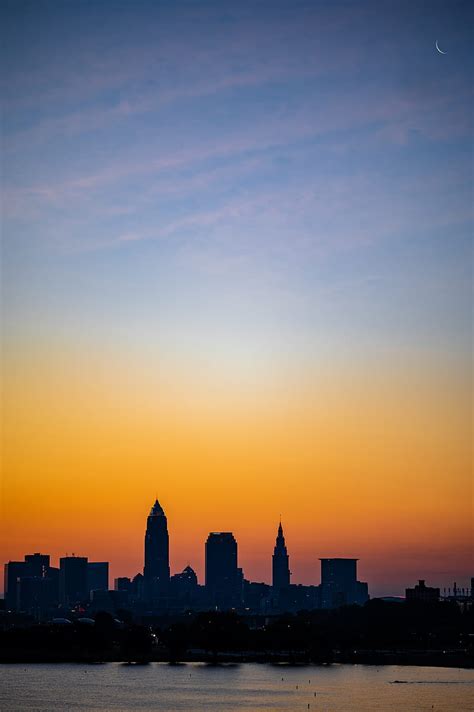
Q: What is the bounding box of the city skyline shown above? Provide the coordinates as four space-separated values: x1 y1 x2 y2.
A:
4 497 372 616
3 498 472 600
2 1 472 600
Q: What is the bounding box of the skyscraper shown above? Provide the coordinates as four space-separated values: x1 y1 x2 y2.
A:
87 562 109 594
272 522 290 591
143 498 170 602
59 556 88 605
24 553 50 577
4 554 58 614
4 561 27 611
319 558 369 608
205 532 242 609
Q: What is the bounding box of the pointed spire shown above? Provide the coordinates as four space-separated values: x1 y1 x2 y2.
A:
149 498 164 516
273 517 290 589
275 520 286 547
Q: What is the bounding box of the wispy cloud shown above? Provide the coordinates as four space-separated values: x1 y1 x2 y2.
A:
5 74 470 222
57 161 471 267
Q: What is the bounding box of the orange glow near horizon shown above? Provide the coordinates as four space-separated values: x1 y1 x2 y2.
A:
1 337 471 596
2 0 473 603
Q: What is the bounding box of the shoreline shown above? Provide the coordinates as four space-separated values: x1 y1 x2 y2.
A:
0 653 472 668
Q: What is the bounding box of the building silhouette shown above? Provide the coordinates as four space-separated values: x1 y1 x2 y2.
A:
272 521 290 591
24 553 50 577
170 565 198 594
320 558 368 608
143 499 170 602
406 579 440 602
205 532 242 609
87 562 109 594
243 579 272 612
59 556 88 605
4 553 58 614
170 565 201 609
115 576 132 592
2 503 383 617
4 561 29 611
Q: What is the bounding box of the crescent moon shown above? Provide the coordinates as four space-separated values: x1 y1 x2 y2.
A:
435 40 447 55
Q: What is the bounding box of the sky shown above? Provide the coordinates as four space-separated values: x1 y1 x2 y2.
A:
1 0 472 597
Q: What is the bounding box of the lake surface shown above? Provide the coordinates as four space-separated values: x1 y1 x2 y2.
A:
1 663 473 711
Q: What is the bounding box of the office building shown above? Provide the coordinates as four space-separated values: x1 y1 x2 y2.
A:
59 556 88 605
205 532 242 609
320 558 368 608
4 553 53 612
272 521 290 591
143 499 170 601
87 562 109 594
406 579 440 602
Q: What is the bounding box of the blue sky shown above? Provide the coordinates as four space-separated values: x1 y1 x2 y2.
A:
2 0 472 387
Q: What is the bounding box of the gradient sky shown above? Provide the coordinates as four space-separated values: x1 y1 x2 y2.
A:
1 0 472 596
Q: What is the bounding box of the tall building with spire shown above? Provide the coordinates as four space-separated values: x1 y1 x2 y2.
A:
272 521 290 591
143 499 170 602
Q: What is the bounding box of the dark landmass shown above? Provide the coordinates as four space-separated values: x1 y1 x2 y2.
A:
1 600 472 668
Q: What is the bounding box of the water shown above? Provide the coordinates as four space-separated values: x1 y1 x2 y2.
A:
0 663 473 711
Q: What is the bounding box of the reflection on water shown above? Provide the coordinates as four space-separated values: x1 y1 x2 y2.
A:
0 663 473 712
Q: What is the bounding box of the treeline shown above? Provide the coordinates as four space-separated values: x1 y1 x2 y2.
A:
0 600 472 665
